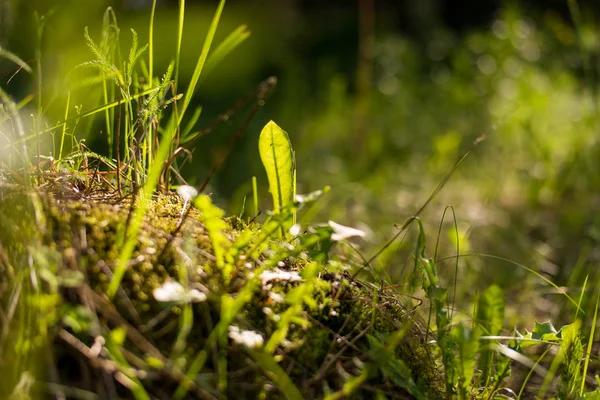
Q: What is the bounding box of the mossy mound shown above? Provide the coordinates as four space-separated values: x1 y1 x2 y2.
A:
0 185 445 399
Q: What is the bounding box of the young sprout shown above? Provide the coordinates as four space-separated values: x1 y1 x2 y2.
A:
176 184 198 222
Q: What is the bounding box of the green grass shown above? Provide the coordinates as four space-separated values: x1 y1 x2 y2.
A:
2 1 600 399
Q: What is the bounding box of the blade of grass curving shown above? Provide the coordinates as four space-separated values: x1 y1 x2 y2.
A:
107 0 227 299
104 328 150 400
361 107 518 275
364 141 477 270
252 176 258 217
433 205 460 321
177 1 226 124
6 86 158 149
202 25 251 79
174 0 185 92
576 275 588 320
179 105 202 141
324 368 369 400
0 48 32 74
99 8 119 158
34 10 53 116
251 350 305 400
148 0 157 85
517 346 552 399
580 290 599 396
437 253 582 313
58 91 71 160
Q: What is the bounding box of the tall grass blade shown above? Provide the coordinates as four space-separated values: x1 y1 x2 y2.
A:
107 0 227 299
202 24 251 79
251 350 305 400
476 284 505 386
581 291 600 395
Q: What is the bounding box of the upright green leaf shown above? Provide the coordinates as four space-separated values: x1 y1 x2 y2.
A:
451 323 480 400
557 321 583 399
259 120 295 214
476 284 505 385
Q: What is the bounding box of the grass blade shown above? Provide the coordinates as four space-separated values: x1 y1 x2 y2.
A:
107 0 227 299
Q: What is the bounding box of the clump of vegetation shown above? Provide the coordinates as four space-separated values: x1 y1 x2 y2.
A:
2 0 600 399
0 180 446 399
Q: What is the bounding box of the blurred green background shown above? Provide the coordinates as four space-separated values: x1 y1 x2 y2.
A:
2 0 600 326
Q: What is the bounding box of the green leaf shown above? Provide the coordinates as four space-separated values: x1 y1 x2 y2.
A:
557 321 583 398
451 323 480 399
476 284 505 385
531 320 559 341
259 120 295 215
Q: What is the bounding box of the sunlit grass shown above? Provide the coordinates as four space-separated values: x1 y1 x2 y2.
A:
1 0 600 398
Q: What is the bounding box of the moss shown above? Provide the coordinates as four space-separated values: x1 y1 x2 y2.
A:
0 185 446 399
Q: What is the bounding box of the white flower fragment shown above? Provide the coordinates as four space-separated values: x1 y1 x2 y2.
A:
268 292 284 303
228 325 264 348
289 224 301 236
259 268 302 285
153 280 207 303
328 220 366 241
176 185 198 201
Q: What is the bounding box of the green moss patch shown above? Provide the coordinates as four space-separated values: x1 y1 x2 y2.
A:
0 186 444 399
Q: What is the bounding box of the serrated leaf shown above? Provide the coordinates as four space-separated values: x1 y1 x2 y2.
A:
451 323 480 399
476 284 505 385
557 321 583 398
259 120 294 214
531 320 559 341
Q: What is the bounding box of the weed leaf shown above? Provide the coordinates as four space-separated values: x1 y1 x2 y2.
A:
476 284 505 385
259 120 295 214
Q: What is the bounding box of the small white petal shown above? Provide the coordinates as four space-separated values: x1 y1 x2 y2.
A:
268 292 284 303
259 268 302 284
176 185 198 201
185 289 207 303
228 325 263 348
328 220 366 241
262 307 273 316
154 281 207 303
153 281 186 302
289 224 301 236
